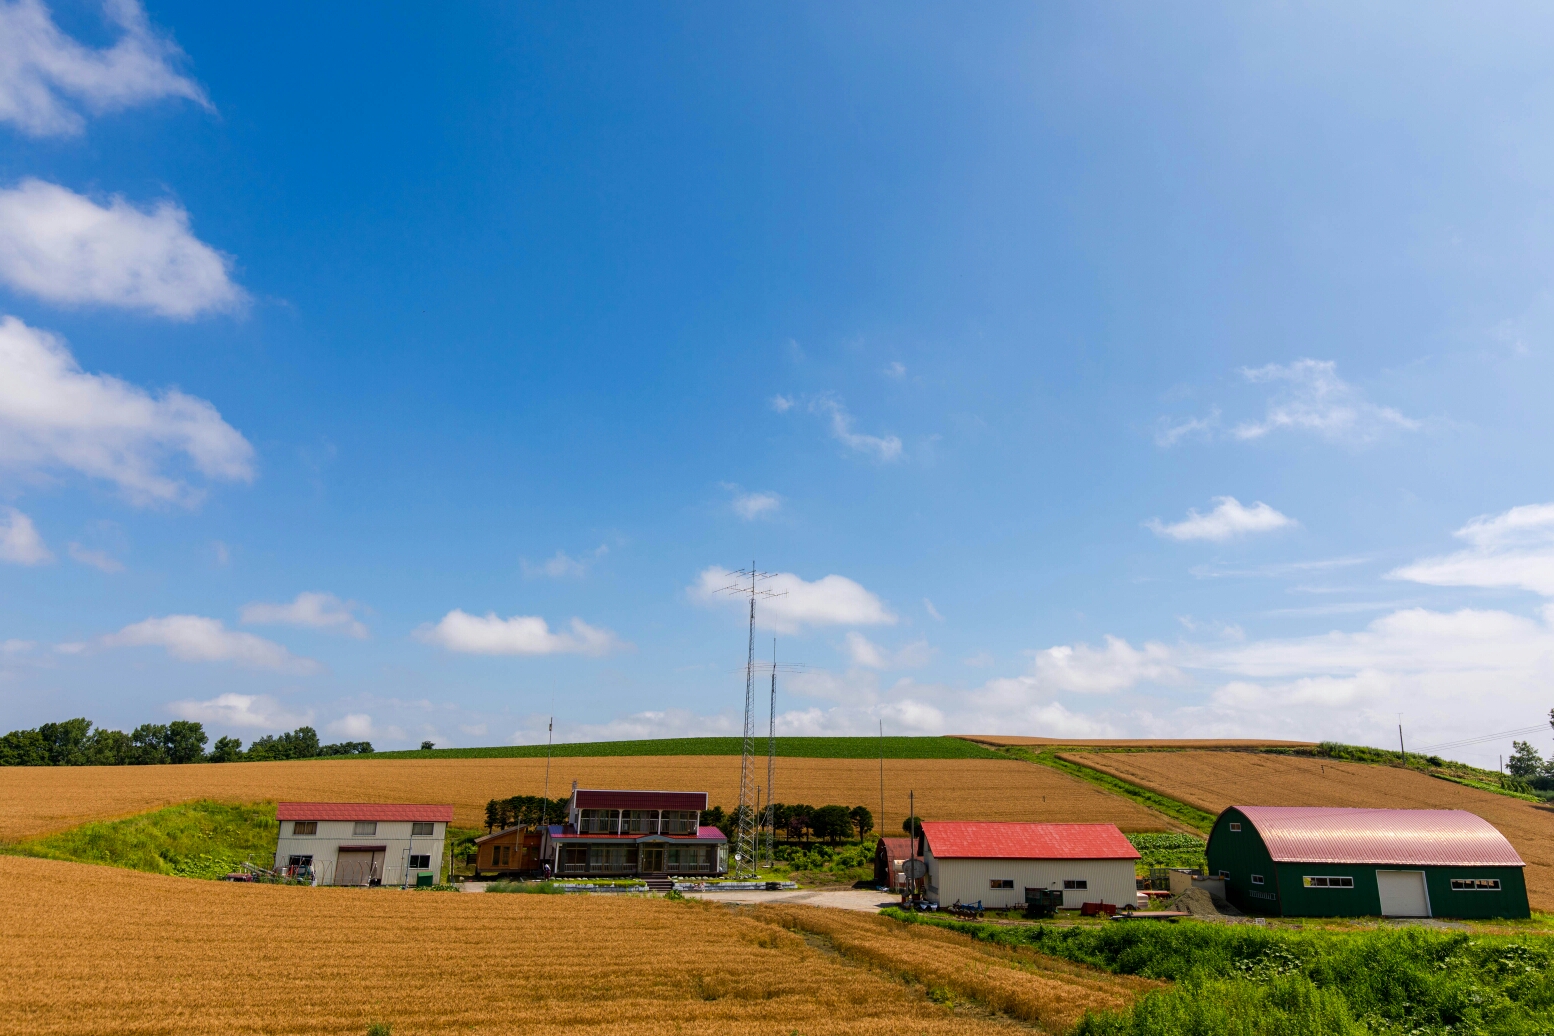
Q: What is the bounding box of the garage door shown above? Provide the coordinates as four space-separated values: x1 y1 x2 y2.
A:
336 850 383 886
1376 870 1430 917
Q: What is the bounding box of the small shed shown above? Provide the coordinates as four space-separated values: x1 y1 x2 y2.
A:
474 826 543 876
874 837 913 890
1206 806 1529 919
918 821 1140 910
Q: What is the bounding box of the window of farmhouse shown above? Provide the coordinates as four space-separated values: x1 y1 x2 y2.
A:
989 879 1014 889
623 810 658 833
661 810 699 835
292 821 317 836
1063 879 1088 890
411 822 434 836
287 855 313 868
562 847 589 872
409 854 431 869
578 809 620 834
353 821 377 836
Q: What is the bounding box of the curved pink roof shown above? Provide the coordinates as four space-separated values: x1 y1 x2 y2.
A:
1229 806 1523 867
921 821 1139 860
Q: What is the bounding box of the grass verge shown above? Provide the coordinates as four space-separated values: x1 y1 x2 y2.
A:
1008 748 1217 832
2 799 276 879
358 736 1003 760
885 909 1554 1036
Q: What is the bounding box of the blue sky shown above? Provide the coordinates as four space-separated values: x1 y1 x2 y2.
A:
2 1 1553 767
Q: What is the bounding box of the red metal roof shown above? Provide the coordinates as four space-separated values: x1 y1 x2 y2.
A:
920 822 1140 860
879 837 913 861
277 802 454 822
1228 806 1525 867
573 789 708 811
695 826 727 840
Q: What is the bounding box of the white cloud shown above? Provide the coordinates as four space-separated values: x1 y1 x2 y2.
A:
845 631 933 670
67 541 121 572
1389 503 1554 596
459 723 487 737
241 592 368 638
1154 409 1219 447
415 610 621 656
0 316 254 505
883 361 906 378
923 598 943 621
1233 359 1417 443
103 615 319 672
809 396 903 461
168 692 311 731
769 394 794 413
724 484 783 521
0 505 50 563
0 179 244 317
522 545 608 579
1146 496 1295 542
1 638 35 653
1029 635 1181 694
327 713 375 739
691 566 896 634
0 0 210 137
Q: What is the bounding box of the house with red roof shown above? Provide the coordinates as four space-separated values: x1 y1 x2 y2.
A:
539 784 729 879
916 821 1141 910
274 802 454 887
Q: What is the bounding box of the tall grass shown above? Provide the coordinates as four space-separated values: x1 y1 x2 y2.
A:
3 799 276 879
887 911 1554 1036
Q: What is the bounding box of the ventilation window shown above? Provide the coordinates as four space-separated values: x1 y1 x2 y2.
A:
1450 878 1501 891
1250 874 1264 885
1228 822 1242 832
1302 876 1355 888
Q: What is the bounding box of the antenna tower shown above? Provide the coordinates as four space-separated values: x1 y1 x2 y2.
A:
715 565 785 878
765 640 777 870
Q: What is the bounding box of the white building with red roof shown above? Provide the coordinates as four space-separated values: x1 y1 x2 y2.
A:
274 802 454 886
917 821 1140 910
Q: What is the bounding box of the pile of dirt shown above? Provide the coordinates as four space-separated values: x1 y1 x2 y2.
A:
1167 887 1242 918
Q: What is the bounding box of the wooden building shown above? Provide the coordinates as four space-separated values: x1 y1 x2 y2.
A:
473 826 543 877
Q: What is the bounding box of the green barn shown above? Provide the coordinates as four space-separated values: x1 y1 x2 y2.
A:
1206 806 1529 919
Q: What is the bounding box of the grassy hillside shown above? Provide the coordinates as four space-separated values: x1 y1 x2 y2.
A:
360 735 1001 760
3 800 277 879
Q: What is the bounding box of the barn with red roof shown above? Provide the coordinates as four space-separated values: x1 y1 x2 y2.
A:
1206 806 1528 918
916 821 1140 911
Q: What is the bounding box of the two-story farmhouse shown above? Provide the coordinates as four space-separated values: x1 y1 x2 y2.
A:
274 802 453 886
539 786 728 878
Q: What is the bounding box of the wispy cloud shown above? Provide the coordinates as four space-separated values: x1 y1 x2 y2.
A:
0 316 254 506
241 592 367 638
1154 408 1219 447
721 483 780 520
844 631 933 670
691 566 896 634
1146 496 1295 542
0 505 50 564
0 0 211 137
1233 359 1418 443
1389 502 1554 596
168 692 311 731
0 179 245 318
521 544 608 578
809 396 903 461
415 610 621 656
67 541 121 572
104 615 319 673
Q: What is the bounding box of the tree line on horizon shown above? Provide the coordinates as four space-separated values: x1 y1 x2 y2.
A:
0 717 373 766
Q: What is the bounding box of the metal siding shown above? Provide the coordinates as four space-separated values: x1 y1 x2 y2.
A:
275 819 447 885
1206 808 1282 915
1231 806 1523 866
1275 862 1383 917
920 822 1140 860
925 847 1136 910
1424 867 1530 920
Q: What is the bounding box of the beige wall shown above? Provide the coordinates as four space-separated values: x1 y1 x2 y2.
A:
274 819 447 885
923 845 1136 910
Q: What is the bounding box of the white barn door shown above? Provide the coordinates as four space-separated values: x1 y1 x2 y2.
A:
1376 870 1430 917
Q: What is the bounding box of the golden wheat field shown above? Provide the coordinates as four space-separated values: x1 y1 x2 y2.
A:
1066 750 1554 911
756 904 1158 1031
0 855 1142 1036
0 754 1167 841
958 736 1315 749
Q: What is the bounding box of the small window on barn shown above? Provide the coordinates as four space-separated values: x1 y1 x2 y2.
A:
353 821 377 836
292 821 317 836
1451 878 1501 891
409 854 431 869
1228 822 1241 832
989 879 1014 889
1218 870 1230 879
1063 879 1088 890
411 822 434 836
1250 874 1264 885
1302 876 1354 888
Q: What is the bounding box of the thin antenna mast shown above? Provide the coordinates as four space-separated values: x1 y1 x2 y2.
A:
541 715 554 826
764 638 777 870
714 564 785 879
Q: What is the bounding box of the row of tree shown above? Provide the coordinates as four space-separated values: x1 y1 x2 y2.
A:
0 718 373 766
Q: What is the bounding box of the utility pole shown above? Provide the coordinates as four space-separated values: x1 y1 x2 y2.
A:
1399 723 1406 762
541 715 554 827
878 719 885 850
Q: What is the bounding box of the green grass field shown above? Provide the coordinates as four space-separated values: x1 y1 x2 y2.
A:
359 735 1002 760
3 800 278 879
